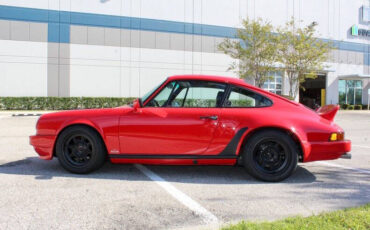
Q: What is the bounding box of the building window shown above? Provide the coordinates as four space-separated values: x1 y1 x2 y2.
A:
338 80 363 105
263 72 282 95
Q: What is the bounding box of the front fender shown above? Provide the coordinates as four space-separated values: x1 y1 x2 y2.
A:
56 118 119 156
57 119 105 139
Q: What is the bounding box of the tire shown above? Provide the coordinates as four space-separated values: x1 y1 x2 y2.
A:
242 130 298 182
55 126 106 174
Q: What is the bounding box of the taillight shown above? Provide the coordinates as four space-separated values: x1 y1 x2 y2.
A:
329 132 344 141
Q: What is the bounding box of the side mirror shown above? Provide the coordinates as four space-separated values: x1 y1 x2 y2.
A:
132 98 142 111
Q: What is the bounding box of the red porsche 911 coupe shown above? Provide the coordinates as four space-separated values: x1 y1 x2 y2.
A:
30 75 351 181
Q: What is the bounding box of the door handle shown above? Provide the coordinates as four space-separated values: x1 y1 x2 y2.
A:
200 115 218 120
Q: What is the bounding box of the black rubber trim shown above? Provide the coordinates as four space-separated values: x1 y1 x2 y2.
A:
218 127 248 156
109 154 237 159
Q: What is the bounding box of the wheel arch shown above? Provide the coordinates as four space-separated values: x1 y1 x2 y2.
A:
53 122 108 157
237 126 305 162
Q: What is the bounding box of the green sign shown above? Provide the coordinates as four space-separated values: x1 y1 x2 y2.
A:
351 25 369 37
351 25 358 36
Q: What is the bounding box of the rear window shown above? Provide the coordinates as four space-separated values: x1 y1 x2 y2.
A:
225 86 272 107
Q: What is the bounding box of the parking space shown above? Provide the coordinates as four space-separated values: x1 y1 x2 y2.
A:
0 111 369 230
330 111 370 169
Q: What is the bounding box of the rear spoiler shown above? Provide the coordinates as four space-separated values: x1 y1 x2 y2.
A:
316 104 340 121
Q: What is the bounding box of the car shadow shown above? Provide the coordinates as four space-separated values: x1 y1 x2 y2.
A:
0 156 317 184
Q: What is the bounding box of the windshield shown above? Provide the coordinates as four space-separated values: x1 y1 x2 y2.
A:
141 79 166 103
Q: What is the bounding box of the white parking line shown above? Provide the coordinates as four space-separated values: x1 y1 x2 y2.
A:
316 161 370 175
352 144 370 149
135 164 218 224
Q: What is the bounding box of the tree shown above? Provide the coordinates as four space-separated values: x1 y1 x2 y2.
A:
276 19 332 99
218 18 278 88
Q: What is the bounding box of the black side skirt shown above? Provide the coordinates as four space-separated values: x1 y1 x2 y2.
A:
109 155 237 159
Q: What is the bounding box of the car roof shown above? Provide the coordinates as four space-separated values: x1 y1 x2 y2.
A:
168 75 248 86
168 74 265 92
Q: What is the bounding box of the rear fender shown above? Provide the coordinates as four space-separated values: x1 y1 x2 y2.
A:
236 125 308 161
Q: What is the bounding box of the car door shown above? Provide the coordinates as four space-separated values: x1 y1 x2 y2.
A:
119 80 227 155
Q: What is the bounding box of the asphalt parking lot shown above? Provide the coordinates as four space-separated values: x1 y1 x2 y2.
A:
0 111 369 230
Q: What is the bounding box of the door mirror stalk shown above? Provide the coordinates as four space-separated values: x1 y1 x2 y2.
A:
132 98 142 111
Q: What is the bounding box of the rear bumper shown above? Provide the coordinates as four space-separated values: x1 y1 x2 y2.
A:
303 140 351 162
29 135 56 160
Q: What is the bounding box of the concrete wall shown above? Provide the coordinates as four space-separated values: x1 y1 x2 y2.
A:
0 20 47 96
0 0 369 99
1 0 368 42
363 78 370 105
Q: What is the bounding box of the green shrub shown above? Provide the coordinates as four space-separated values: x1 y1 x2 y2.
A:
347 105 354 110
0 97 136 110
281 95 294 100
363 104 369 110
354 105 362 110
341 104 349 110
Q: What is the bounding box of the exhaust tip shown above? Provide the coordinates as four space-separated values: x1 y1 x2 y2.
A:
340 153 352 159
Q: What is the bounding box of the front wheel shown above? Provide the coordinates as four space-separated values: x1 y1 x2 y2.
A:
55 126 106 174
242 130 298 182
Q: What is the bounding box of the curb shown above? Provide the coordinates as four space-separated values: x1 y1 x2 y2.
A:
12 113 42 117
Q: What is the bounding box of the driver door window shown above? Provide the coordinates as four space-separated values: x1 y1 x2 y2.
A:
146 81 177 107
147 80 226 108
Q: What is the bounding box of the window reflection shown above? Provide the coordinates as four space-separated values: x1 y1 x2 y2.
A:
338 80 363 105
262 72 283 95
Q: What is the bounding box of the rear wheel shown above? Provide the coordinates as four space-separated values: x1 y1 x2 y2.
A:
242 130 298 182
55 126 106 174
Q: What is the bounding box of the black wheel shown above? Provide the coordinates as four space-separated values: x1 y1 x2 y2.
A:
55 126 106 174
242 130 298 182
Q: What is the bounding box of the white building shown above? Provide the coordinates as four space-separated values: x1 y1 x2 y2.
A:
0 0 369 108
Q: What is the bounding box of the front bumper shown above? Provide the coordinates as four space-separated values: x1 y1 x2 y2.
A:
29 135 56 160
303 140 351 162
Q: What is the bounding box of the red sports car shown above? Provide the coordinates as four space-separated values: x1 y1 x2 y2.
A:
30 75 351 181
